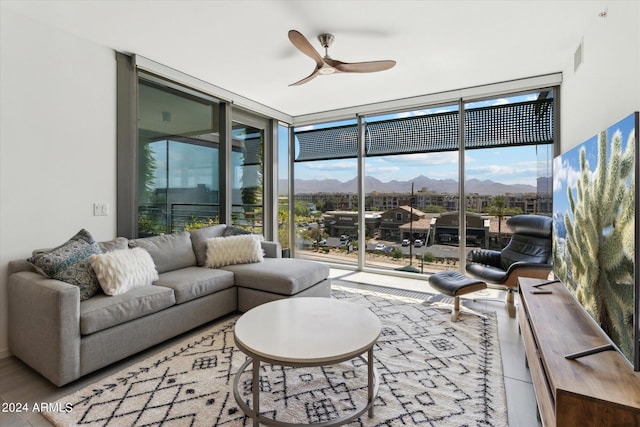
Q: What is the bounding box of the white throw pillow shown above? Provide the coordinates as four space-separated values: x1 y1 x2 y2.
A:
206 234 264 268
89 248 159 296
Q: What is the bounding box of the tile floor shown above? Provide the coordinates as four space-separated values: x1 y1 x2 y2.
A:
0 268 541 426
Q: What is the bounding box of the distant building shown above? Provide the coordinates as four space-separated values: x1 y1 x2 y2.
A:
379 206 426 241
297 193 358 211
433 212 488 246
297 190 550 250
398 216 439 245
297 190 551 216
322 211 381 239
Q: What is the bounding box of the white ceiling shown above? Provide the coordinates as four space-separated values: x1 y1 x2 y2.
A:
3 0 607 118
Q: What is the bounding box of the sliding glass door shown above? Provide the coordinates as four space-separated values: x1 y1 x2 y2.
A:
137 77 221 236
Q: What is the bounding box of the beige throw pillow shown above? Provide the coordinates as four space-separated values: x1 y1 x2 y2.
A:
89 248 159 296
206 234 264 268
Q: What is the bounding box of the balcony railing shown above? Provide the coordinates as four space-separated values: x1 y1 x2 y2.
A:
138 203 263 236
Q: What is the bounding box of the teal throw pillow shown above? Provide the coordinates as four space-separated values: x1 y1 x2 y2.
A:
28 229 103 301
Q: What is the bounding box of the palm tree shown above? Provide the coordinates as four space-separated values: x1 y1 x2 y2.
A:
487 195 521 243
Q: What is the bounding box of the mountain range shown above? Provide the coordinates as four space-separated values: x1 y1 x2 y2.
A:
281 175 548 196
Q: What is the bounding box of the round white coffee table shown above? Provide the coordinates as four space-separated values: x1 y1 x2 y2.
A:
233 297 381 427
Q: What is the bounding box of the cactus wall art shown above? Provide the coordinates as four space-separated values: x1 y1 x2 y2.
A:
552 112 639 370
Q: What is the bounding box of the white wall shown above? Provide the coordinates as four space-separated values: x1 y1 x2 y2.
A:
0 9 117 357
560 1 640 151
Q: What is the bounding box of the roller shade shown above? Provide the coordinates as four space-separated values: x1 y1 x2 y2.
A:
294 99 553 162
366 110 459 157
295 124 359 162
239 136 262 166
465 99 553 148
233 134 262 166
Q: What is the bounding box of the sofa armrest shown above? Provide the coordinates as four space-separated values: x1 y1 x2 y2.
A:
7 259 37 276
8 271 81 386
261 240 282 258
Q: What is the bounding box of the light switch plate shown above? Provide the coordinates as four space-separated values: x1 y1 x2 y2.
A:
93 203 108 216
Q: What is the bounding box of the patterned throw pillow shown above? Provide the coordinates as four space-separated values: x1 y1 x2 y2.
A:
89 248 159 296
222 225 252 237
28 229 103 301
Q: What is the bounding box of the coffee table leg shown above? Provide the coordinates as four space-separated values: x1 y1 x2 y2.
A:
253 358 260 427
368 347 374 418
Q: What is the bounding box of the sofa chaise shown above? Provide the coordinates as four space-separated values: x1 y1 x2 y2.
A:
7 224 331 386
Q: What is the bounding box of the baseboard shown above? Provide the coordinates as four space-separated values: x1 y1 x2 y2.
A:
0 347 12 359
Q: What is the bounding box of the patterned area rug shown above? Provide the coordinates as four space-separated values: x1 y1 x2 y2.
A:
44 285 507 426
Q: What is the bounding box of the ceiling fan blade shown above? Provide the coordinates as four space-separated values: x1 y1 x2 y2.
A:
289 68 320 86
334 60 396 73
288 30 324 68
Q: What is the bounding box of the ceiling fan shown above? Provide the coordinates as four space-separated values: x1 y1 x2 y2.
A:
288 29 396 86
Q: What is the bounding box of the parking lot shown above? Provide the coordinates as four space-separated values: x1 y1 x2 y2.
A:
309 236 471 260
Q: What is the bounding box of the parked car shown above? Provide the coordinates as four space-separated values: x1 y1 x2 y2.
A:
401 239 410 246
340 234 349 241
374 243 386 251
414 239 423 247
313 239 327 246
384 245 396 253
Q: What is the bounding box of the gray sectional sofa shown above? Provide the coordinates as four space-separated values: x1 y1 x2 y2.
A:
7 224 331 386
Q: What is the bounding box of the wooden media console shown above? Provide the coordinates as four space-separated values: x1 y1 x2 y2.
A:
518 277 640 426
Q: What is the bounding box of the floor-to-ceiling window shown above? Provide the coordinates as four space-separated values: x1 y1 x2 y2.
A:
127 69 271 238
118 52 279 239
463 91 554 260
137 78 221 236
293 119 359 267
290 88 556 274
363 103 460 273
278 124 291 252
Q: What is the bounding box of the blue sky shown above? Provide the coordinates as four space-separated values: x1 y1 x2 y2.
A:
553 112 637 217
289 146 547 186
283 94 552 187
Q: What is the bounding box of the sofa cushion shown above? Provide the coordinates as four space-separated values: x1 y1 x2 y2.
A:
28 229 103 301
89 248 159 296
80 285 175 335
129 231 196 273
220 258 329 296
189 225 227 266
99 237 128 253
206 234 264 268
154 267 235 304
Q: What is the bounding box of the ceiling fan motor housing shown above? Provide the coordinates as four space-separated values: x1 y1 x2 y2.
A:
318 33 335 49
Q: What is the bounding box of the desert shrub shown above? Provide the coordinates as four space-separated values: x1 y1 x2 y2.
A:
422 251 435 263
184 216 220 231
